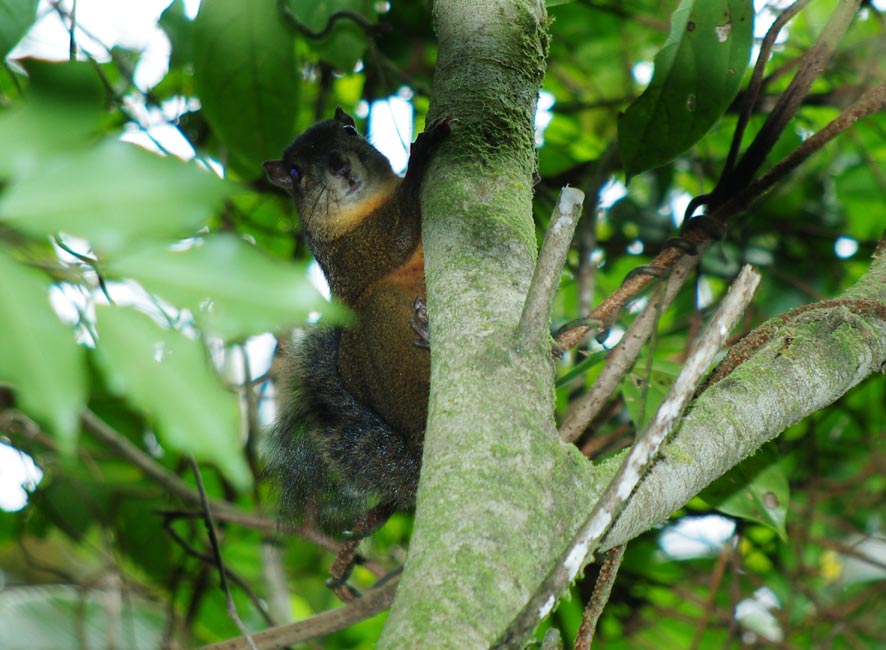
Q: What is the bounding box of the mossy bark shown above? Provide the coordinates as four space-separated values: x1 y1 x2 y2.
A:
603 246 886 549
377 0 886 645
379 1 598 647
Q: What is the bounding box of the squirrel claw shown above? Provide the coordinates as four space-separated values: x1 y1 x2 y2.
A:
411 296 430 349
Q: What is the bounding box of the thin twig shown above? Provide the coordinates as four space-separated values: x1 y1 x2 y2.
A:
239 345 262 488
576 145 619 316
53 235 113 304
723 0 814 176
717 0 862 199
560 254 697 442
495 265 761 648
190 458 258 650
65 0 76 60
577 0 669 32
743 82 886 199
278 1 389 40
516 187 585 351
81 410 346 554
82 410 221 508
689 538 734 650
200 578 399 650
162 513 273 627
574 544 626 650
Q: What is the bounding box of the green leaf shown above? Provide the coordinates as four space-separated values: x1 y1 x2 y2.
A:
193 0 299 177
0 139 230 253
107 235 348 340
0 249 86 451
622 359 682 428
285 0 373 73
618 0 754 180
555 349 607 388
0 0 38 59
159 0 193 70
92 306 250 490
0 61 105 179
117 499 174 577
836 164 886 241
699 444 789 540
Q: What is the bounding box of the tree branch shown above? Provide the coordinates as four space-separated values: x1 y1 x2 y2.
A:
601 236 886 553
560 254 697 442
716 0 862 198
496 265 762 647
554 77 885 354
556 0 871 353
574 544 626 650
200 579 399 650
722 0 814 176
743 82 886 199
81 410 346 554
516 187 585 351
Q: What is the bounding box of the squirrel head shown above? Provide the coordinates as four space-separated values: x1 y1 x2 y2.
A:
264 108 399 242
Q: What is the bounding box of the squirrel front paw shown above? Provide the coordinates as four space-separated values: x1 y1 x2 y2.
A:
407 117 453 177
410 296 430 349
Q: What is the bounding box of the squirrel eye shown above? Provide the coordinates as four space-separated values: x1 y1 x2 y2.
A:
342 124 359 137
289 165 302 182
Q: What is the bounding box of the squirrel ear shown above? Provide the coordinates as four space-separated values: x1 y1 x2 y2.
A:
334 106 356 128
263 160 293 192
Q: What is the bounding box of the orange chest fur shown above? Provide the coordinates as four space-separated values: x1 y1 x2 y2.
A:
339 243 429 436
370 243 425 298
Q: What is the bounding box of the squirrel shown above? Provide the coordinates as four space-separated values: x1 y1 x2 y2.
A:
263 108 448 597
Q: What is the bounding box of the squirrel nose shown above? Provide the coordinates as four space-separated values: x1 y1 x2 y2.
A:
328 152 351 178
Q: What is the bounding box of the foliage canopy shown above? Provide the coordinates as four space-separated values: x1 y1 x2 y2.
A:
0 0 884 648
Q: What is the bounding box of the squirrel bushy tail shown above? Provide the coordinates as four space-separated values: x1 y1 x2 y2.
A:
267 328 422 530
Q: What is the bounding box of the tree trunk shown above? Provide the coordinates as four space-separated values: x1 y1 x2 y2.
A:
378 0 886 645
379 0 598 646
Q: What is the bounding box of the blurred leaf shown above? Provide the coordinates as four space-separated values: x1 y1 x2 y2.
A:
92 306 250 490
618 0 754 179
0 139 229 253
193 0 298 177
117 499 173 577
622 358 681 427
107 234 348 340
286 0 375 73
555 349 607 388
0 60 105 179
34 476 99 541
835 164 886 241
0 249 85 451
538 112 608 177
699 444 789 540
159 0 193 70
0 0 38 59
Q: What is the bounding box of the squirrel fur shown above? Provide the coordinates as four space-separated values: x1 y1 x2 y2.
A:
263 108 447 531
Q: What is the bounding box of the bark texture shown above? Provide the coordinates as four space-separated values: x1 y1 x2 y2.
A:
379 1 598 647
377 1 886 645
